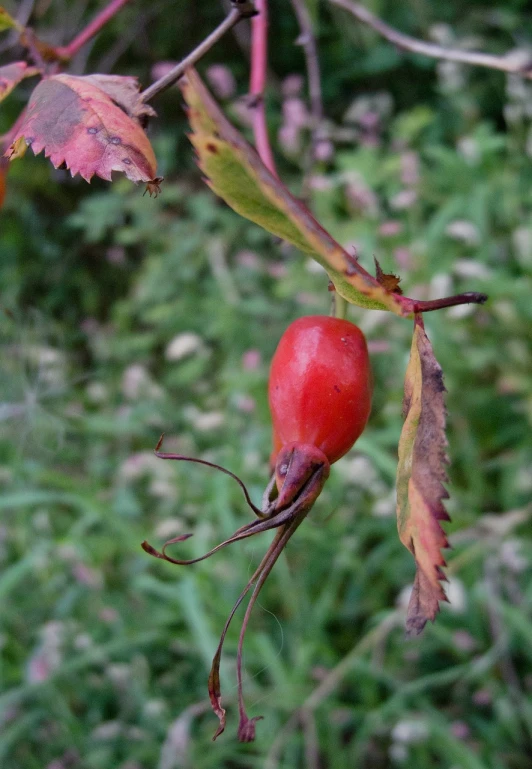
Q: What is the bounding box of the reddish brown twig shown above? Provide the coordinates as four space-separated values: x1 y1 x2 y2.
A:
249 0 278 176
55 0 133 60
408 292 488 314
289 0 323 129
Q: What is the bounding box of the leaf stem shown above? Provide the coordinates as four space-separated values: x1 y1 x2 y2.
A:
409 292 488 314
140 1 257 104
249 0 278 176
55 0 133 61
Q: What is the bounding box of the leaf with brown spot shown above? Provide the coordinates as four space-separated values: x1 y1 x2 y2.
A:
5 74 157 183
396 315 450 636
374 257 403 294
0 62 39 104
179 68 409 315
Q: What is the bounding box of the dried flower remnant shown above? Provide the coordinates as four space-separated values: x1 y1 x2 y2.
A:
142 434 331 741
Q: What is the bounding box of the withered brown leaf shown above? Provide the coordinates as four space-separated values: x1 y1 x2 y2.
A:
396 315 450 636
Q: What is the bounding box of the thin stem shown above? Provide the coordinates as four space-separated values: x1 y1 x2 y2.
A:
208 526 287 739
55 0 132 60
410 292 488 314
332 292 347 320
329 0 532 79
237 512 307 740
249 0 278 176
141 3 256 104
289 0 323 127
155 442 264 517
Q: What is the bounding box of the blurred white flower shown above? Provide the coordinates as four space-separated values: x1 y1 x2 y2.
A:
445 577 467 613
392 718 428 743
500 539 527 572
512 227 532 267
92 721 122 740
206 64 236 99
121 364 163 400
457 137 480 164
282 74 304 97
119 452 179 500
183 406 225 432
165 332 203 361
390 189 417 210
446 220 481 245
86 382 108 403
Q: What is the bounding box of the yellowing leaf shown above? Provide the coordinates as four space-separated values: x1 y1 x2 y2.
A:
396 316 450 636
6 74 157 183
0 62 39 104
0 7 21 32
180 68 406 315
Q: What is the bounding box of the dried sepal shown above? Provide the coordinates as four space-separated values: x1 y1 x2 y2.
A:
144 176 164 198
374 257 403 294
142 437 330 740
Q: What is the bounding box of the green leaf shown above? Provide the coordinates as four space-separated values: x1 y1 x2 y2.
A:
0 7 21 32
396 316 450 636
180 68 407 314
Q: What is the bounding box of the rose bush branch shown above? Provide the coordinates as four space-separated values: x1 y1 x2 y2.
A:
248 0 278 176
290 0 323 132
140 0 257 104
329 0 532 78
55 0 133 61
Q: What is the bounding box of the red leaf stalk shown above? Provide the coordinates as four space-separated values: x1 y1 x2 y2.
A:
250 0 278 177
55 0 132 60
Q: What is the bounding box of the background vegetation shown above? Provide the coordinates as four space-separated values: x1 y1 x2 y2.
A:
1 0 532 767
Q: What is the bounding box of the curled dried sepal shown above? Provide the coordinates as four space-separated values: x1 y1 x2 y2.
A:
142 437 330 740
144 176 164 198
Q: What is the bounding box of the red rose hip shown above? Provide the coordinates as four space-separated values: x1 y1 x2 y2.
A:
269 315 372 466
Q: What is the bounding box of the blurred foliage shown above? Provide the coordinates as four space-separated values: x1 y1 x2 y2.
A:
1 0 532 768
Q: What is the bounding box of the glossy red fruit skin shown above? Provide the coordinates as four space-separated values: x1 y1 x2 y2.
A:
268 316 372 465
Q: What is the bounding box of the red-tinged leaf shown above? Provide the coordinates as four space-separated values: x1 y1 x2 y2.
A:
396 315 450 636
179 68 407 315
80 74 156 122
0 62 39 104
6 74 157 183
